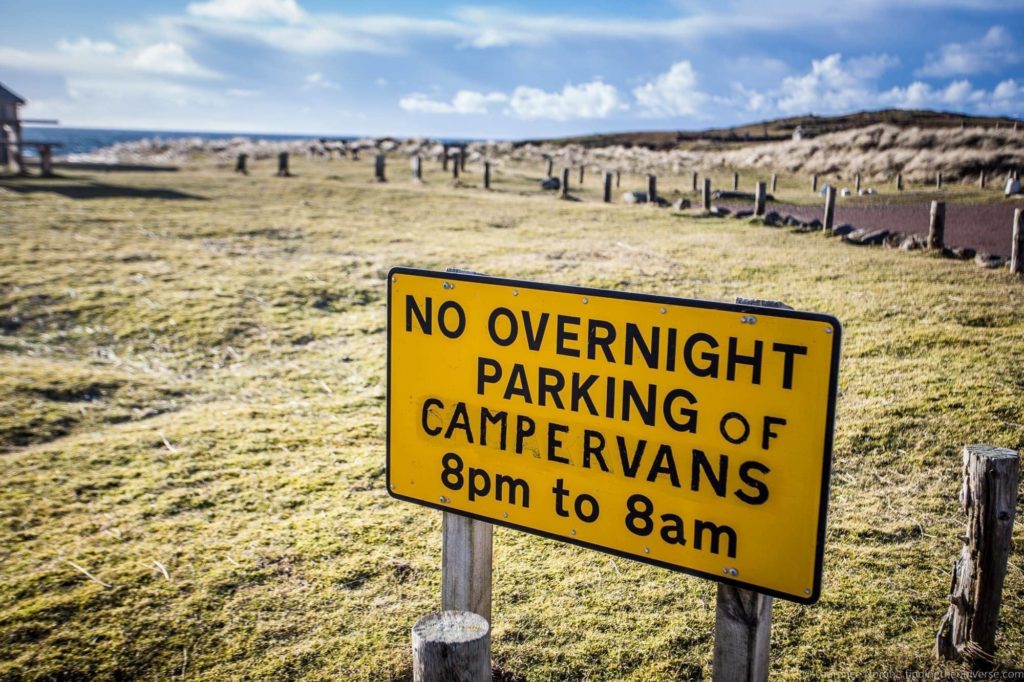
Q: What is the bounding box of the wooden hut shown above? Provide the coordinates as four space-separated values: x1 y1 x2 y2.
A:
0 82 26 171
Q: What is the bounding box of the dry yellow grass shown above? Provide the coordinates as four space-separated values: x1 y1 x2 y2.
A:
0 154 1022 680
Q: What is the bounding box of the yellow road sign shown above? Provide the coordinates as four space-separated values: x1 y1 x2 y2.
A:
386 267 841 603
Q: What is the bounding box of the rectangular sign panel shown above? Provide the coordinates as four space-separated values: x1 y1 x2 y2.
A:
386 267 841 603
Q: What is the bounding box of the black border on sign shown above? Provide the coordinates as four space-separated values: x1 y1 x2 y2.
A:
384 266 842 605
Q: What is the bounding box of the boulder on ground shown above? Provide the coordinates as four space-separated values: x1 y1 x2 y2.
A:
1006 178 1022 196
840 187 852 197
623 191 647 203
783 215 801 226
831 224 856 237
859 187 878 195
807 218 823 229
843 228 890 245
975 252 1006 268
733 208 753 218
672 198 691 210
947 247 976 260
541 177 560 190
899 234 926 250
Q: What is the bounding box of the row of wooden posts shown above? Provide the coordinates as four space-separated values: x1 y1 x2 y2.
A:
413 446 1019 681
239 152 1024 275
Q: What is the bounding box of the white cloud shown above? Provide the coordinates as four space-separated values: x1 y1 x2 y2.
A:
775 53 898 114
917 25 1020 77
507 81 625 120
133 42 221 78
57 38 118 56
633 61 708 117
882 77 1020 112
302 72 339 90
186 0 304 23
400 90 507 114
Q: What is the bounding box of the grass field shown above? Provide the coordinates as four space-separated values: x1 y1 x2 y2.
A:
1 155 1022 680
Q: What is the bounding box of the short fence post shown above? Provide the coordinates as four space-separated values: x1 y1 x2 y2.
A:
1011 208 1022 275
375 154 386 182
561 167 569 198
545 156 553 177
713 586 772 682
459 147 466 172
770 173 777 194
937 172 943 189
276 152 290 177
811 174 818 193
823 185 836 234
235 153 248 175
732 172 739 191
897 173 903 192
928 201 945 250
411 154 422 181
702 177 712 211
452 156 460 180
579 165 585 185
854 173 861 194
936 445 1019 671
647 174 657 204
413 611 491 682
692 171 698 193
39 144 54 177
483 161 491 190
603 171 612 203
442 145 449 171
615 170 621 188
754 181 766 217
979 170 986 189
442 513 493 623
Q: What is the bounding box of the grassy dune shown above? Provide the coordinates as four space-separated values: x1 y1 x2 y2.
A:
1 156 1022 680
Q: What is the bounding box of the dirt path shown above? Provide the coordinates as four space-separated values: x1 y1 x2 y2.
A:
721 200 1022 257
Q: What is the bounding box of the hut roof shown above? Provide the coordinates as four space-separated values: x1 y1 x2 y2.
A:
0 83 26 105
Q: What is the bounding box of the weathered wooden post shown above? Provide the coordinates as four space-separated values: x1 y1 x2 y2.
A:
897 173 904 192
375 154 386 182
712 295 791 682
235 153 248 175
936 445 1019 671
928 200 945 250
854 173 861 194
411 154 422 181
615 170 621 188
39 144 54 177
442 144 449 171
823 185 836 234
459 147 466 172
1011 208 1023 275
602 171 612 203
770 173 777 193
732 172 739 191
413 611 491 682
276 152 290 177
811 174 818 193
579 165 585 185
702 177 712 211
937 172 943 189
442 513 492 623
692 171 698 193
561 167 569 198
754 181 766 217
647 174 657 204
714 587 772 682
452 156 460 180
483 161 491 190
545 156 553 178
979 170 986 189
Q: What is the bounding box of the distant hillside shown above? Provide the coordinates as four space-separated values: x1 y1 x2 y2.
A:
521 109 1022 150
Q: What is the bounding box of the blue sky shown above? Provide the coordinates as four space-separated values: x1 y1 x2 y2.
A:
1 0 1022 137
